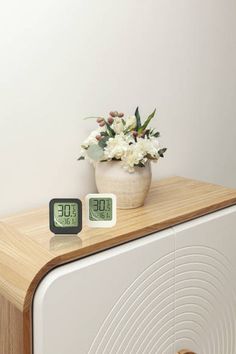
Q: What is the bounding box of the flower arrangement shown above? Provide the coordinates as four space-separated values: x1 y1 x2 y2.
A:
78 107 167 173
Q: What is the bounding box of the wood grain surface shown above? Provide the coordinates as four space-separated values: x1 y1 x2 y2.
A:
0 176 236 354
0 293 23 354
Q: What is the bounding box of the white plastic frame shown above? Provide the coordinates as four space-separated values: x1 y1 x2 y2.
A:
85 193 117 228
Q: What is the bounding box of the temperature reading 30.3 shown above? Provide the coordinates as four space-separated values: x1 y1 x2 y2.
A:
89 198 112 221
85 193 116 228
54 203 78 227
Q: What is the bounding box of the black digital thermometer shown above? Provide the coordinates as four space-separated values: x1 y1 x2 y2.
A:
49 198 82 234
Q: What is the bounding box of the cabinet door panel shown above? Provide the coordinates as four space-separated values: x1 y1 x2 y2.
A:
173 206 236 354
33 229 175 354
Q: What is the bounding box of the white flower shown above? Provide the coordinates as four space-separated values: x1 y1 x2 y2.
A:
111 117 124 134
79 121 162 172
81 130 100 148
136 136 160 158
121 136 160 172
121 145 144 172
125 115 136 130
104 133 129 160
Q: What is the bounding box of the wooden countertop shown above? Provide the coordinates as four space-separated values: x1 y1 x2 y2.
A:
1 176 236 353
1 175 236 311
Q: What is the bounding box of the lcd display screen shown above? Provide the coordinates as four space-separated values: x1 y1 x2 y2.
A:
89 198 112 221
53 202 78 227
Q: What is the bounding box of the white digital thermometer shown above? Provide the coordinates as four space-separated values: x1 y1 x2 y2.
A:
85 193 116 228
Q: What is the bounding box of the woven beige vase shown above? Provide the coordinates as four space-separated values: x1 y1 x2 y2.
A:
95 160 152 209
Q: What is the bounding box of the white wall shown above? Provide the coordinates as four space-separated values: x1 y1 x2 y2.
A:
0 0 236 217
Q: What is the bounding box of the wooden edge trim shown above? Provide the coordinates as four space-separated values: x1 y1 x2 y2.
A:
23 197 236 354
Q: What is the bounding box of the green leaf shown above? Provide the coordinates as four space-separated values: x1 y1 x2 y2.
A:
134 107 142 131
98 136 109 149
144 129 150 138
158 147 167 158
136 161 146 167
77 156 85 160
138 108 156 134
83 116 100 120
153 131 160 138
100 131 109 137
105 121 116 137
87 144 104 161
146 154 158 160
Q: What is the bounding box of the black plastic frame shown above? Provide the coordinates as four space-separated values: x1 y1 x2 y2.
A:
49 198 82 234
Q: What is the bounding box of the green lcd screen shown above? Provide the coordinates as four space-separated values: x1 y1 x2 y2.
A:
54 202 78 227
89 198 112 221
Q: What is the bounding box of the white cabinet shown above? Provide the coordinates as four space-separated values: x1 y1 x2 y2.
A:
33 206 236 354
174 206 236 354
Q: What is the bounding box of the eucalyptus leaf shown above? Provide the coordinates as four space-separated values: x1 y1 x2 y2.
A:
98 136 109 149
87 144 104 161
